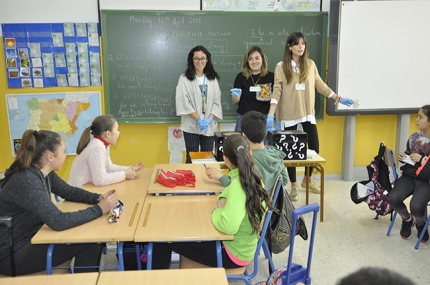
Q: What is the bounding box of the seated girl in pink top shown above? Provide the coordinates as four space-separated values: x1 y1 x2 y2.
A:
68 114 144 187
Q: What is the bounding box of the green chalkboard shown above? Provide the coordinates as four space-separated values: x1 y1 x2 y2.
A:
101 10 328 123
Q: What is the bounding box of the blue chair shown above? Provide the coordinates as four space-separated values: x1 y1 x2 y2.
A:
415 207 430 249
179 209 274 285
226 209 273 285
255 203 320 285
384 147 400 236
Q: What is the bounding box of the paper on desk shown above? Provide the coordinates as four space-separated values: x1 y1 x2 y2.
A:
307 149 318 158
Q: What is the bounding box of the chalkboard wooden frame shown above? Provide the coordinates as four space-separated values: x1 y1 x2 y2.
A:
101 10 328 123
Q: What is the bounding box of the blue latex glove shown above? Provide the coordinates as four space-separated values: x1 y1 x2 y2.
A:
204 117 213 125
340 97 354 106
275 121 281 131
197 119 208 132
231 88 242 98
267 115 275 132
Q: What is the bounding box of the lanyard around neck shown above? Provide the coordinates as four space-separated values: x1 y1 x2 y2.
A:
195 74 206 94
195 74 207 114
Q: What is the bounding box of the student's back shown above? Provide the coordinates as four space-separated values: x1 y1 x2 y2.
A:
208 111 288 195
241 110 288 193
251 145 288 195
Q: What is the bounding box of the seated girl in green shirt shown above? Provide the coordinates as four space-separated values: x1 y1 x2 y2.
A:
152 134 274 269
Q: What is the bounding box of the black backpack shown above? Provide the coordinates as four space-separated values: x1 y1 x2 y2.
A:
268 185 308 254
350 142 393 216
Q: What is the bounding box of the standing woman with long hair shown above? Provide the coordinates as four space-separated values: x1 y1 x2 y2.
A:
176 45 223 163
0 130 118 276
267 31 354 201
231 46 274 131
152 134 274 269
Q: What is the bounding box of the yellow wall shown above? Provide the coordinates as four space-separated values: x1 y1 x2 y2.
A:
0 37 417 180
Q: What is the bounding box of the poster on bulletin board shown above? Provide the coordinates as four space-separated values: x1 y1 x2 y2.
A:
5 92 102 156
2 23 102 88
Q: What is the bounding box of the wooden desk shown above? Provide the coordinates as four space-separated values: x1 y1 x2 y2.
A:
283 155 326 222
148 164 224 195
98 268 228 285
0 272 99 285
32 171 150 273
82 168 153 198
134 195 234 269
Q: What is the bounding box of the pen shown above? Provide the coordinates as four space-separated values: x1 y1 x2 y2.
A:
204 164 207 168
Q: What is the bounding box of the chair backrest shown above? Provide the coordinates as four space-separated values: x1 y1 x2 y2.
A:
270 175 283 208
0 216 16 277
384 146 399 182
284 203 320 285
227 209 273 283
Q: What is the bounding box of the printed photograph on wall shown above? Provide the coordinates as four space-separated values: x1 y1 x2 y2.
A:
2 23 102 88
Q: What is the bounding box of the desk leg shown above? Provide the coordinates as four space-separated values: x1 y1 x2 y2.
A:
215 241 223 268
136 244 142 270
305 166 310 205
146 242 153 270
314 164 325 222
117 242 125 271
46 244 55 275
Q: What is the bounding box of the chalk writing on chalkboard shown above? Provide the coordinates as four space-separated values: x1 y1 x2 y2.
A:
101 11 328 123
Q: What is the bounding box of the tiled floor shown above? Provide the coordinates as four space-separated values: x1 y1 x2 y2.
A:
101 178 430 285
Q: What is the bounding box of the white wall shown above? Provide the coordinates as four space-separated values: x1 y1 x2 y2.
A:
0 0 204 37
0 0 99 36
100 0 200 10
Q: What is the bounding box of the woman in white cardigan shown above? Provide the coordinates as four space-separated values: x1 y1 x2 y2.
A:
176 45 223 163
68 114 144 187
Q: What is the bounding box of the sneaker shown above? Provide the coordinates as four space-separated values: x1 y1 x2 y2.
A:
290 186 299 201
301 180 320 194
400 215 415 240
416 223 429 243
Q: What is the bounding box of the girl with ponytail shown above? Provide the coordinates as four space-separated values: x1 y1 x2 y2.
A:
152 134 274 269
0 130 119 276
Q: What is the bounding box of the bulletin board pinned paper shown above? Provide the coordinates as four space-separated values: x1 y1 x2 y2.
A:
2 23 101 88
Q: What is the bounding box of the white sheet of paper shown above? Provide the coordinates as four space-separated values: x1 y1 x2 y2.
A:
402 155 415 166
356 181 375 198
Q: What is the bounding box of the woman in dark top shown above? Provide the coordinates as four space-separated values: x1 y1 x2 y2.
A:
0 130 119 276
231 46 274 131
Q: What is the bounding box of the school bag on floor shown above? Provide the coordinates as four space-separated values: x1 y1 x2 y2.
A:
350 142 393 216
268 186 308 254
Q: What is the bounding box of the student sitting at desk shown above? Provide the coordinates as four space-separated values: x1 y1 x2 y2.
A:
68 114 144 187
0 130 119 276
206 110 289 197
152 134 274 269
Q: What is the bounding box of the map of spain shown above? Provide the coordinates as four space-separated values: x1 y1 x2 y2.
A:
6 92 101 155
27 98 91 137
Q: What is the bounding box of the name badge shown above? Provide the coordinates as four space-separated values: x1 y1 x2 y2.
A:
200 114 205 120
295 83 305 91
250 86 261 92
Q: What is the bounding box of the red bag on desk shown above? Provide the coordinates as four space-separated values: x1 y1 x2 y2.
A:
175 169 196 187
157 169 196 187
157 169 177 188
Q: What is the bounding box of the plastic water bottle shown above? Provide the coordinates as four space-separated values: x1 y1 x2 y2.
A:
352 99 360 108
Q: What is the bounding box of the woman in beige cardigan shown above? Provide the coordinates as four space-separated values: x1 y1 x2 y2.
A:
267 31 353 201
